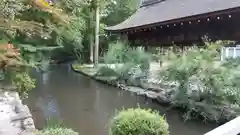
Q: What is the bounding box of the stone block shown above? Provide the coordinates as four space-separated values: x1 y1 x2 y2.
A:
10 112 32 122
22 118 35 130
156 93 171 105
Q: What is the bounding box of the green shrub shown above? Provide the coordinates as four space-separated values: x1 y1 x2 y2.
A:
42 118 79 135
45 118 67 129
109 108 169 135
160 42 240 122
42 128 79 135
103 41 128 64
12 72 35 98
98 40 151 85
222 57 240 68
125 48 151 70
103 40 151 70
95 66 119 77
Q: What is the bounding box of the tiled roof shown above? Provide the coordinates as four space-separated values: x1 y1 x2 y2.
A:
106 0 240 31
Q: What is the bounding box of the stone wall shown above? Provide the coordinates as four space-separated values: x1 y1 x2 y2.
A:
0 90 36 135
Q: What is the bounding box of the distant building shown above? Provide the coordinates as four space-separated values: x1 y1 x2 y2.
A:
106 0 240 46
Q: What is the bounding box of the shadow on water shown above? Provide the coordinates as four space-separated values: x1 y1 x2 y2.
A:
24 64 216 135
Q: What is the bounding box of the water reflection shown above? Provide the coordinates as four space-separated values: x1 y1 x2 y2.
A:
35 96 60 119
42 72 49 85
25 64 216 135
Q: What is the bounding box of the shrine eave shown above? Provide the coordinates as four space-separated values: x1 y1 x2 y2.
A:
105 0 240 32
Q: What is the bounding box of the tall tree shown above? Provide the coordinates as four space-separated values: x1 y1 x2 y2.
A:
87 0 113 66
0 0 72 96
102 0 138 26
94 2 100 66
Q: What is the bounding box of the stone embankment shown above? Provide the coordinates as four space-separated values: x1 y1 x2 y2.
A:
71 63 175 105
0 89 36 135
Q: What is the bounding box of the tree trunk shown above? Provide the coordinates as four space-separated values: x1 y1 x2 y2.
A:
90 32 94 63
94 6 100 67
89 10 94 64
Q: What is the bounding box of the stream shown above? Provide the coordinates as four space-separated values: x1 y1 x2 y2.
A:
24 64 216 135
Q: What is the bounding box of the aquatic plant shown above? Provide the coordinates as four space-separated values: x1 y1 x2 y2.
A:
109 108 169 135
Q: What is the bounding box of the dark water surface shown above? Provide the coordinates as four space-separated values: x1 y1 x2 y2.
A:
24 64 216 135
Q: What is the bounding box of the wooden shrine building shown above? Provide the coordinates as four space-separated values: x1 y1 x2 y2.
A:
105 0 240 46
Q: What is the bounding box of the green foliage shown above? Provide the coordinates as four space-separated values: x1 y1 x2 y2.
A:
102 0 138 26
0 0 139 64
103 41 128 63
97 41 150 86
42 128 79 135
160 42 240 122
96 66 120 77
222 57 240 68
0 0 83 63
0 45 36 98
12 72 35 98
45 118 67 129
109 108 169 135
103 41 151 68
115 62 135 77
0 0 74 98
41 118 79 135
125 47 151 70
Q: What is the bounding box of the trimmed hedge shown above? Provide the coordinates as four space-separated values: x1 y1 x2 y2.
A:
109 108 169 135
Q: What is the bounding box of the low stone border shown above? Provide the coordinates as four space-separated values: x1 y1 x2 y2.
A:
71 64 173 105
0 90 36 135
